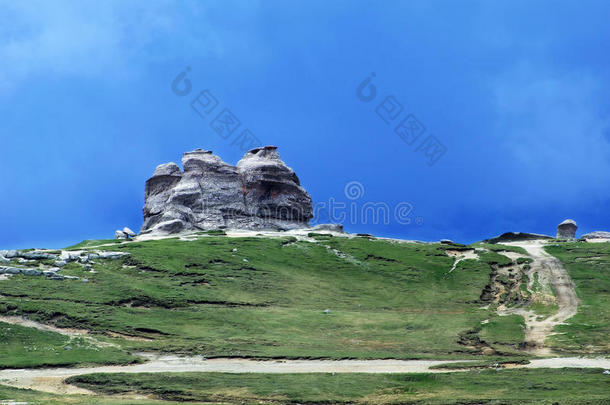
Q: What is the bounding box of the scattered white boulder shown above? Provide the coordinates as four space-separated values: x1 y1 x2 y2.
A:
0 267 22 275
1 250 18 258
115 227 137 240
0 247 130 283
0 267 42 277
60 252 80 262
20 251 57 260
123 227 137 237
97 252 130 259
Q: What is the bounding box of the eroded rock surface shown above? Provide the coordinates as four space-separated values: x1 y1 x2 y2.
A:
557 219 577 239
581 231 610 240
0 249 129 281
483 232 553 244
311 224 344 233
141 147 313 235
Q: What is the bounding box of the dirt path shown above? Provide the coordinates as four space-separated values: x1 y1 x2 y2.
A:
0 356 461 394
0 316 91 338
1 354 608 395
0 316 118 348
445 249 480 273
499 240 579 355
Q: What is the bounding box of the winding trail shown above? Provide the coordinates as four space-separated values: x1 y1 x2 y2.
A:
0 316 118 348
1 354 609 395
500 240 580 355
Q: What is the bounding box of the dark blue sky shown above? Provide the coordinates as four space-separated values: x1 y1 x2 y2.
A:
1 0 609 249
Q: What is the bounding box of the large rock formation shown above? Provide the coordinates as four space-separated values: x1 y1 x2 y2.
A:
557 219 577 239
140 147 313 235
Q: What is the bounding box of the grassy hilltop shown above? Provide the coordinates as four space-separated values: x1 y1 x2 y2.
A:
1 234 531 365
0 233 609 403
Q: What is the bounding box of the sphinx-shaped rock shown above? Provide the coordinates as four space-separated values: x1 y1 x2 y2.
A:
140 147 313 234
236 146 313 228
142 162 183 232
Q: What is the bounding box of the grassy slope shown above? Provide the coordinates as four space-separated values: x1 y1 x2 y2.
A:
66 369 610 404
0 236 609 404
0 322 137 368
0 384 212 405
544 242 610 354
0 235 526 362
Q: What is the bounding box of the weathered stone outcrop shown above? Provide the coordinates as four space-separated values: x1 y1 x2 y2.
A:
311 224 344 233
557 219 577 239
0 249 129 281
581 231 610 240
140 147 313 235
483 232 553 244
115 227 137 240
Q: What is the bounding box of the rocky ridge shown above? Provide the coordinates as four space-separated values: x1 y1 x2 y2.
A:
141 147 313 235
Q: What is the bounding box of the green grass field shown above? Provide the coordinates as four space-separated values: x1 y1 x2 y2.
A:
1 235 609 404
0 321 137 368
64 369 610 404
0 235 530 364
0 368 606 404
0 384 210 405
